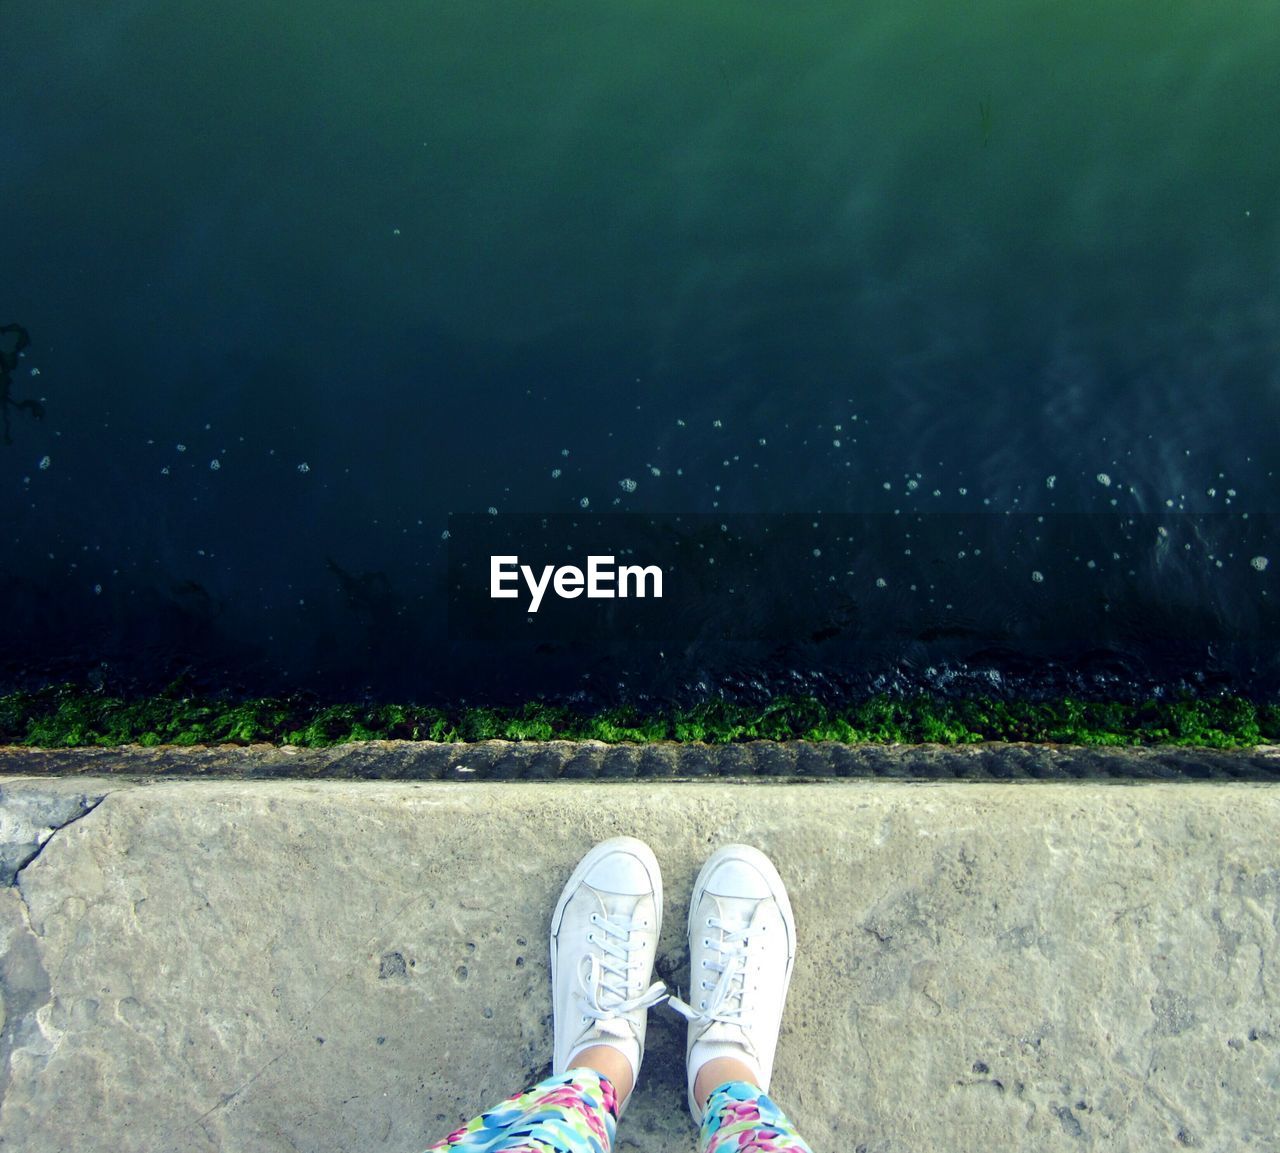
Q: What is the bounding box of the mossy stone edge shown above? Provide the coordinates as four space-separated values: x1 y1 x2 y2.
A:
1 687 1278 758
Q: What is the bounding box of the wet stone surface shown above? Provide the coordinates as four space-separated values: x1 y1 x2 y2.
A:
1 740 1278 781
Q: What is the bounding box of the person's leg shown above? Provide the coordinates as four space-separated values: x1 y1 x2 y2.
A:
424 1068 618 1153
698 1080 813 1153
423 837 667 1152
670 845 814 1153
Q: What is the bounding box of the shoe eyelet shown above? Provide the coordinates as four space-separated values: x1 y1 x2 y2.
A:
699 1000 706 1009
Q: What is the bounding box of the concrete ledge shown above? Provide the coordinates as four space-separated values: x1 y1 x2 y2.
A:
1 777 1277 1151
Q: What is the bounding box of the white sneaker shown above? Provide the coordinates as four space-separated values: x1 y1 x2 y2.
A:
550 837 668 1113
668 844 797 1124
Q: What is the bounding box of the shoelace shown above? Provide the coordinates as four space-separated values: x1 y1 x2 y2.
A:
577 909 668 1026
667 905 767 1029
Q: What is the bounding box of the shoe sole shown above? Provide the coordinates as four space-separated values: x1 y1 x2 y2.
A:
685 843 796 1123
549 836 664 1077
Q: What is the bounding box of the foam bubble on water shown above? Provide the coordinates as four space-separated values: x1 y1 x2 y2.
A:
712 419 723 428
619 478 637 492
832 439 841 448
487 506 498 515
161 466 170 475
579 497 590 508
551 468 561 478
209 459 221 471
440 530 451 540
1252 556 1270 571
38 455 51 470
297 462 310 473
93 583 102 595
649 466 661 477
876 577 887 588
561 448 570 456
176 444 187 453
758 438 767 446
906 479 919 492
812 548 821 558
1031 571 1045 583
1044 475 1056 489
1097 473 1112 486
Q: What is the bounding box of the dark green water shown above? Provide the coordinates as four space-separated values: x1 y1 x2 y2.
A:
2 2 1278 703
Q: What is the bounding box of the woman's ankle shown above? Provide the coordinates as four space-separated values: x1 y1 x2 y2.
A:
693 1056 760 1111
570 1044 635 1105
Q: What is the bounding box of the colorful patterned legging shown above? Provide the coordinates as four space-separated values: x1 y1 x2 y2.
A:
425 1069 813 1153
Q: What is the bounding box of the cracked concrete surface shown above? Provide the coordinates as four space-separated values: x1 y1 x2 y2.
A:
0 780 114 1140
0 777 1277 1152
0 781 111 887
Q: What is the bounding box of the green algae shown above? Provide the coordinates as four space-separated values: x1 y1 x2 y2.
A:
1 685 1278 749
